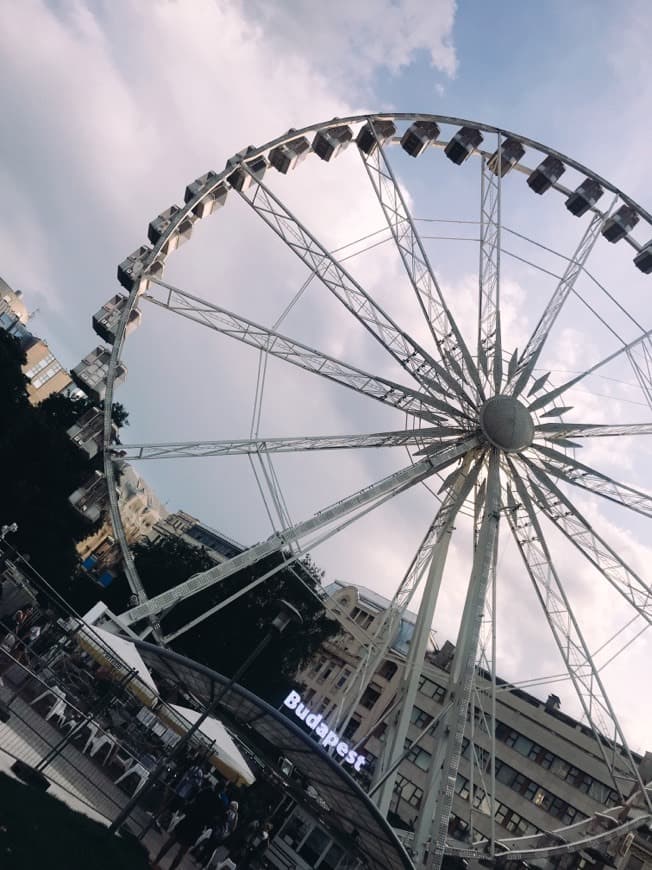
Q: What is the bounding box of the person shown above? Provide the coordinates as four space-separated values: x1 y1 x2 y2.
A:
152 782 221 870
236 821 272 868
156 759 205 830
197 800 239 867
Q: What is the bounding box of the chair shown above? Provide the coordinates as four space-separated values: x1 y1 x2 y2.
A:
45 697 68 726
81 722 100 754
31 687 67 724
115 759 150 793
88 732 118 765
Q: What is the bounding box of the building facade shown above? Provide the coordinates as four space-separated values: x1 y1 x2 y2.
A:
150 510 244 563
0 277 73 403
295 582 651 869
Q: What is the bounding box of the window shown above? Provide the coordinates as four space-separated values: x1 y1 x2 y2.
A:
298 827 331 866
343 717 360 740
317 666 333 683
495 722 518 747
395 774 423 809
418 675 446 702
335 667 352 688
360 685 381 710
351 606 374 630
455 774 470 801
378 660 398 680
411 706 431 729
25 352 55 378
528 743 555 769
406 744 432 771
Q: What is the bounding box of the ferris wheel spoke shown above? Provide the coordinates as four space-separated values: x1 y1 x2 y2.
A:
536 421 652 440
504 463 648 804
145 278 464 423
508 206 613 399
416 452 502 870
529 328 652 413
119 436 478 626
112 428 467 461
478 144 504 395
533 443 652 519
235 168 468 408
358 124 482 407
334 452 483 740
519 457 652 621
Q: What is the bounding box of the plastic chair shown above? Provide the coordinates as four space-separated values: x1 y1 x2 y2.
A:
114 760 150 793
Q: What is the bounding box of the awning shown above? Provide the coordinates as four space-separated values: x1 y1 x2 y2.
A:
157 703 255 787
76 623 159 708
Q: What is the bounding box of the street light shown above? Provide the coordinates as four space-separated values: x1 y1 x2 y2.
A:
0 522 18 540
110 598 303 834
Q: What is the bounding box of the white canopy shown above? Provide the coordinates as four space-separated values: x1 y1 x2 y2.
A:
77 623 159 706
167 703 255 787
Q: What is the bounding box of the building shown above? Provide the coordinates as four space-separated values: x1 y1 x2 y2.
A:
0 277 73 403
295 582 651 869
72 464 167 585
150 510 244 562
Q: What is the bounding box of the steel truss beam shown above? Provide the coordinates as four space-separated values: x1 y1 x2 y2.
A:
144 279 459 423
505 464 651 809
536 422 652 439
529 328 652 414
236 170 465 406
533 443 652 519
521 457 652 621
369 454 483 815
113 428 465 462
509 207 611 399
627 334 652 413
119 438 477 625
359 125 481 408
478 146 503 395
415 451 502 870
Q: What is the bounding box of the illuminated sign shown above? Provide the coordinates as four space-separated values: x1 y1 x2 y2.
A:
283 691 367 771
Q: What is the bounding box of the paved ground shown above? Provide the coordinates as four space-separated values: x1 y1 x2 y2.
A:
0 684 214 869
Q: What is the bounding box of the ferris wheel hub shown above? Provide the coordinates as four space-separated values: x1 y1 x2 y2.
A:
479 395 534 453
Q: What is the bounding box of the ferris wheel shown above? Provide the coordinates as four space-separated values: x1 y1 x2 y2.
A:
96 114 652 869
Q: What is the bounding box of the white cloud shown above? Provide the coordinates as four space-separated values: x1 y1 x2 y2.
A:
1 0 651 778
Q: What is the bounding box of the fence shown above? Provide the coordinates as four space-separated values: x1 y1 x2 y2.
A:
0 557 230 849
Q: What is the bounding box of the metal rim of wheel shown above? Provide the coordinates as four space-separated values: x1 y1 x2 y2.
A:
98 114 652 868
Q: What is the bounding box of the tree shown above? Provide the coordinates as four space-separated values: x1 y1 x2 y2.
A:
104 536 339 702
39 394 129 432
0 331 28 410
38 393 95 431
0 331 99 599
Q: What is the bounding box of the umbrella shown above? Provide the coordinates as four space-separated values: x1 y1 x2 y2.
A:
76 623 159 708
158 703 255 787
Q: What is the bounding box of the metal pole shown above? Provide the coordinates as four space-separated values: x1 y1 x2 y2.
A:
109 630 275 834
36 668 138 772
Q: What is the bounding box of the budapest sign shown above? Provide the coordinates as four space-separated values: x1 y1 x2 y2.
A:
283 691 367 771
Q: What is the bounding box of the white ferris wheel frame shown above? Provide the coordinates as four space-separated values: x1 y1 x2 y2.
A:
97 113 652 869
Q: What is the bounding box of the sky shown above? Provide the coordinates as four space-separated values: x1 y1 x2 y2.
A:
0 0 651 763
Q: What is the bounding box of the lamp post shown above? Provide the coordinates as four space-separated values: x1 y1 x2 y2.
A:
110 599 302 834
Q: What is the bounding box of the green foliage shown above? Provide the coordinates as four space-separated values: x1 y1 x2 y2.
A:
0 332 97 597
106 536 339 702
38 393 95 430
0 331 28 409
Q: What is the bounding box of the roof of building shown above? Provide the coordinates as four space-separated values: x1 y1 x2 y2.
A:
0 276 29 324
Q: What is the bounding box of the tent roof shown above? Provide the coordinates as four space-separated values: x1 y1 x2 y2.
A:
169 704 255 786
81 624 158 695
